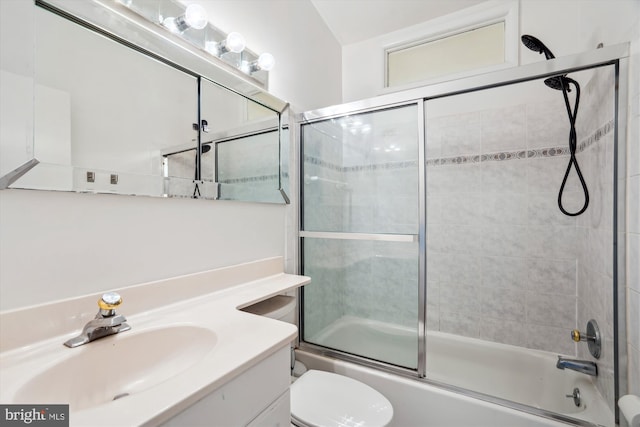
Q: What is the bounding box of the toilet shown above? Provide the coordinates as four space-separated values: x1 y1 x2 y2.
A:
242 295 394 427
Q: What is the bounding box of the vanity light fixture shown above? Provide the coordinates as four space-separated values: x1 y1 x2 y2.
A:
241 52 276 74
117 0 274 86
205 32 246 56
163 3 208 33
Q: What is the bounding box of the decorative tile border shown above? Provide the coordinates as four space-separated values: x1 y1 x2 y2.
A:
578 119 614 153
343 160 419 172
304 119 614 172
219 172 287 185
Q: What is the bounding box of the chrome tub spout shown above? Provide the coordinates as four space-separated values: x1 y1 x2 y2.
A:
556 356 597 376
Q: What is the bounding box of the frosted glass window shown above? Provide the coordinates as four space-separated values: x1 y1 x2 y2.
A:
386 22 505 87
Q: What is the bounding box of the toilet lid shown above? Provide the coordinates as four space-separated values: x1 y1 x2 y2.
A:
290 370 393 427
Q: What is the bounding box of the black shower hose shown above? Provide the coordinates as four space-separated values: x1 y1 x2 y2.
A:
557 77 589 216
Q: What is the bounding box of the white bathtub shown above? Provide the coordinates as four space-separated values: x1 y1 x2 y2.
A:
302 316 613 427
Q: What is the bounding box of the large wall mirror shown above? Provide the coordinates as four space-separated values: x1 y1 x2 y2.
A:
2 0 290 203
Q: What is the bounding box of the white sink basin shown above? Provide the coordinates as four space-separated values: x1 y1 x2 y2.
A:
13 325 216 411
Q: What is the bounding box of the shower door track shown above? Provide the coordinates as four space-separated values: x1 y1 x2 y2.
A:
297 42 629 427
299 231 417 242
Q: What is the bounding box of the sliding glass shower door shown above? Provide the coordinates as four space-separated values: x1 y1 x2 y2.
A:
300 104 423 370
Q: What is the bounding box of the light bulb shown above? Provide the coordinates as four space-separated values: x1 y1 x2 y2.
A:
183 4 208 30
241 53 276 74
168 4 208 32
225 32 246 53
257 52 275 71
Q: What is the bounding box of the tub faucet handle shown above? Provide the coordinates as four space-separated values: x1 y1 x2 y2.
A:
570 319 601 359
570 329 590 342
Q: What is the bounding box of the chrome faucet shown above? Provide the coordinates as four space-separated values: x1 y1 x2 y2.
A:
556 356 598 376
64 292 131 348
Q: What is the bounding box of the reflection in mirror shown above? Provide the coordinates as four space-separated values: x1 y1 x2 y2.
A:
12 6 199 197
5 1 290 203
200 78 287 203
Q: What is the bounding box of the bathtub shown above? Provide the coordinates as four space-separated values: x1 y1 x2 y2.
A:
301 316 613 427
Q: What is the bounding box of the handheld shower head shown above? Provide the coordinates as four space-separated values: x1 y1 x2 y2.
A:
521 34 556 60
544 76 572 92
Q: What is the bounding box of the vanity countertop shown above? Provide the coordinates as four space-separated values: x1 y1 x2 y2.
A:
0 257 310 426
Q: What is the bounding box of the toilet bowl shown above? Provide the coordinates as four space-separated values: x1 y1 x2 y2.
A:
242 295 394 427
290 369 393 427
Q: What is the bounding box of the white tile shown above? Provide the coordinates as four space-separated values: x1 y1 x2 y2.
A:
480 287 526 322
429 253 481 286
527 323 576 356
440 122 482 157
527 225 578 260
526 98 567 149
629 233 640 293
481 159 527 194
439 311 480 338
439 193 484 226
526 292 576 330
427 164 481 194
528 192 577 227
528 258 576 296
481 194 528 226
629 288 640 352
439 282 482 314
528 156 581 194
478 318 528 348
629 345 640 395
481 225 528 257
629 176 640 234
627 112 639 177
481 105 526 153
480 256 528 290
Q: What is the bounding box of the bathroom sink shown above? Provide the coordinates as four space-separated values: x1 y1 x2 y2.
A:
13 325 216 411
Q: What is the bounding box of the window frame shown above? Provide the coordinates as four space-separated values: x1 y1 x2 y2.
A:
382 1 519 91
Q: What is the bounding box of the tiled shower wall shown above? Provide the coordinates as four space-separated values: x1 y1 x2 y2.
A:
426 67 616 362
575 66 616 410
426 95 580 356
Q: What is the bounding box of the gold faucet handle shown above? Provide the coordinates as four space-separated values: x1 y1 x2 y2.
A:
98 292 123 310
571 329 582 342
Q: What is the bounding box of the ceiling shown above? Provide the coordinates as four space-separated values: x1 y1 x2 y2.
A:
310 0 488 45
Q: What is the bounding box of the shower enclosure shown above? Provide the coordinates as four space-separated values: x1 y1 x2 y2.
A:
297 45 629 426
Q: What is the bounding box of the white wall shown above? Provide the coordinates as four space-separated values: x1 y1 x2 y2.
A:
0 190 285 311
180 0 342 112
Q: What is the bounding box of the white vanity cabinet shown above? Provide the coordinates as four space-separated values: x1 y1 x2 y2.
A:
160 345 291 427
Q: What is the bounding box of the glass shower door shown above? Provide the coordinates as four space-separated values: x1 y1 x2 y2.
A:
300 104 422 370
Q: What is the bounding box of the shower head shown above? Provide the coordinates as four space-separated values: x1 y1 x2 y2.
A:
544 76 569 92
521 35 556 60
544 75 578 93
